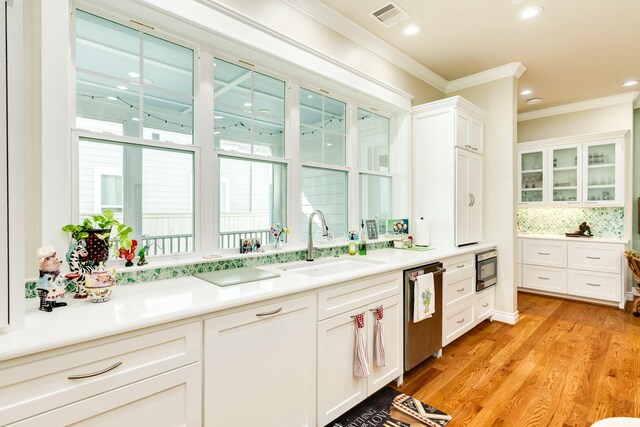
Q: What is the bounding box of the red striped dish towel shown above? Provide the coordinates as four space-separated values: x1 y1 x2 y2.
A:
353 313 369 378
374 306 386 367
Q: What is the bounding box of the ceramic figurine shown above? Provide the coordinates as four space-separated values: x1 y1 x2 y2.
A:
137 245 149 266
118 239 138 267
36 246 68 312
565 221 593 238
65 240 93 299
84 263 117 303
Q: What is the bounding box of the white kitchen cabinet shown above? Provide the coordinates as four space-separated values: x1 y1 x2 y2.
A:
317 293 402 426
519 237 627 308
413 96 487 247
204 295 317 427
518 147 546 204
456 149 483 246
0 322 202 426
518 131 628 207
9 363 202 427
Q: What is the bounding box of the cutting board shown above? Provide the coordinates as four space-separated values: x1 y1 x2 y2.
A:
194 267 280 287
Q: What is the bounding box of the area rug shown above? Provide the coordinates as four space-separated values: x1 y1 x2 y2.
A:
326 386 451 427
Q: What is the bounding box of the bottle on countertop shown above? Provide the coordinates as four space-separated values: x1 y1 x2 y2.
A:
359 219 367 255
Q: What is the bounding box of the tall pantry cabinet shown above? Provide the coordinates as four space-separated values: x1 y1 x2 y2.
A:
412 96 486 246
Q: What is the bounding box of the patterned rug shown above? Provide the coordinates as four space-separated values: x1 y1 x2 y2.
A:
326 387 451 427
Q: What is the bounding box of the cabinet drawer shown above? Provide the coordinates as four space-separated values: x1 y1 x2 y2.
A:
475 287 495 321
522 265 567 294
318 272 401 320
0 322 201 426
568 270 621 302
443 303 474 346
522 239 567 268
443 254 474 273
443 266 475 309
568 242 622 274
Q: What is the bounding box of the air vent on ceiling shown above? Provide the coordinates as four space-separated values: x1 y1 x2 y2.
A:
370 2 409 27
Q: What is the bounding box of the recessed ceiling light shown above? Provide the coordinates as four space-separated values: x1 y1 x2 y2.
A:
307 94 314 99
243 102 252 107
116 85 128 91
326 143 333 146
520 89 534 96
527 98 543 105
131 117 139 122
519 6 543 19
128 71 140 78
214 115 224 119
402 24 422 36
214 131 221 135
621 80 638 87
107 96 117 101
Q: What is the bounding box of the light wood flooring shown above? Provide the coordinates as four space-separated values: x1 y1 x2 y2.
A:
395 292 640 427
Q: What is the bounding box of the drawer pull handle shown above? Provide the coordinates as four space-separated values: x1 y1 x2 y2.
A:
456 318 465 324
457 287 465 292
256 307 283 317
68 361 122 380
586 256 601 260
586 283 602 287
482 303 489 307
369 305 383 312
537 252 550 255
456 264 465 268
537 276 550 280
465 144 472 148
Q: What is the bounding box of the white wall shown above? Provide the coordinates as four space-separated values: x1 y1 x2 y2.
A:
448 77 519 320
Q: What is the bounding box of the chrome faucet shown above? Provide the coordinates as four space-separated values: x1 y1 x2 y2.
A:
307 210 329 261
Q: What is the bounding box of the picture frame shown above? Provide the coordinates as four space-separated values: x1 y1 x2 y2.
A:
240 237 262 254
365 220 378 240
387 218 409 235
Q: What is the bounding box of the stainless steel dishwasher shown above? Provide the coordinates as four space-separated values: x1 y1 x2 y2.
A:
404 262 445 371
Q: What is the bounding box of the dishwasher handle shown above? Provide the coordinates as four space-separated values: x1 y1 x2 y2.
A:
409 267 446 281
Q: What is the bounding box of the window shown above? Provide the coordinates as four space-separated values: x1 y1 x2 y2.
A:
214 58 288 249
75 10 194 144
358 109 392 232
75 11 196 257
300 89 348 241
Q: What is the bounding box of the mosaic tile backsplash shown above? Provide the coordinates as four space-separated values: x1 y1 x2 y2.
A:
25 241 393 298
517 207 624 238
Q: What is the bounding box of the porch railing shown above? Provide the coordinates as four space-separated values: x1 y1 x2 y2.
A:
140 228 273 255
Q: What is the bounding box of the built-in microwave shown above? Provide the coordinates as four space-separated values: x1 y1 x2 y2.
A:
476 249 497 292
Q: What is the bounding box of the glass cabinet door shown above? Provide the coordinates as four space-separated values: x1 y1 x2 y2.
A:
549 145 580 203
519 149 545 203
584 142 617 203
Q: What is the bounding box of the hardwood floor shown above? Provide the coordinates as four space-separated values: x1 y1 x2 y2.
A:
395 292 640 427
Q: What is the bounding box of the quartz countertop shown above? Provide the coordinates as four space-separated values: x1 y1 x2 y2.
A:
517 233 628 244
0 243 495 362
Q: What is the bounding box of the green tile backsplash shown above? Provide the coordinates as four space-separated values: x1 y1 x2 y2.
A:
517 207 624 238
24 241 393 298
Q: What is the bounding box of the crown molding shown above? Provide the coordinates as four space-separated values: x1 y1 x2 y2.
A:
282 0 448 92
518 91 640 122
446 62 526 93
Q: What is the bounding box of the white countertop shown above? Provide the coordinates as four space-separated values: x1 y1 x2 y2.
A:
0 243 494 362
517 233 628 244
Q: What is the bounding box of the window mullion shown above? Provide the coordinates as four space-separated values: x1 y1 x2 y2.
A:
347 102 359 232
287 81 302 245
200 49 216 254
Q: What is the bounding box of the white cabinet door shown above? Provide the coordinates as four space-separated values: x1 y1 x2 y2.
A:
10 363 202 427
518 147 546 204
548 143 582 205
366 294 402 395
582 139 623 206
204 295 316 427
522 265 568 294
455 149 483 246
0 2 7 330
317 306 368 426
455 110 483 154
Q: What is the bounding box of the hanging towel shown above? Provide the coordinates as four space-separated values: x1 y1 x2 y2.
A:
353 313 370 378
413 273 435 323
373 306 386 367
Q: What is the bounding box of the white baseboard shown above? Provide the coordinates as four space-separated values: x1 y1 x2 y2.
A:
627 291 633 301
491 310 519 325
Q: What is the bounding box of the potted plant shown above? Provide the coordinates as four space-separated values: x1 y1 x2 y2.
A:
61 210 133 266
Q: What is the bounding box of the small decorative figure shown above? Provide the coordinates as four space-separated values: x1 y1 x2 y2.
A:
36 246 68 312
65 240 93 299
137 245 149 266
118 239 138 267
84 262 117 303
565 221 593 238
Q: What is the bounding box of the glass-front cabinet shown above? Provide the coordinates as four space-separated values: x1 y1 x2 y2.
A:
549 144 581 204
583 141 621 205
519 148 545 204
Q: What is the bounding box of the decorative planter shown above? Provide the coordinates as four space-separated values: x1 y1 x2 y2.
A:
80 229 111 266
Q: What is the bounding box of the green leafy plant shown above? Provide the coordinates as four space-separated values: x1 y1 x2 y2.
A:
62 209 134 250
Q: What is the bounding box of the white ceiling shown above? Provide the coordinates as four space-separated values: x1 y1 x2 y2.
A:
316 0 640 112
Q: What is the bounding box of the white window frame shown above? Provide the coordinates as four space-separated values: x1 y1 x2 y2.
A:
356 107 394 233
92 166 123 214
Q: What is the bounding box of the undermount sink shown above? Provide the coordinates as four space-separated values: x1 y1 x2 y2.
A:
279 257 385 277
